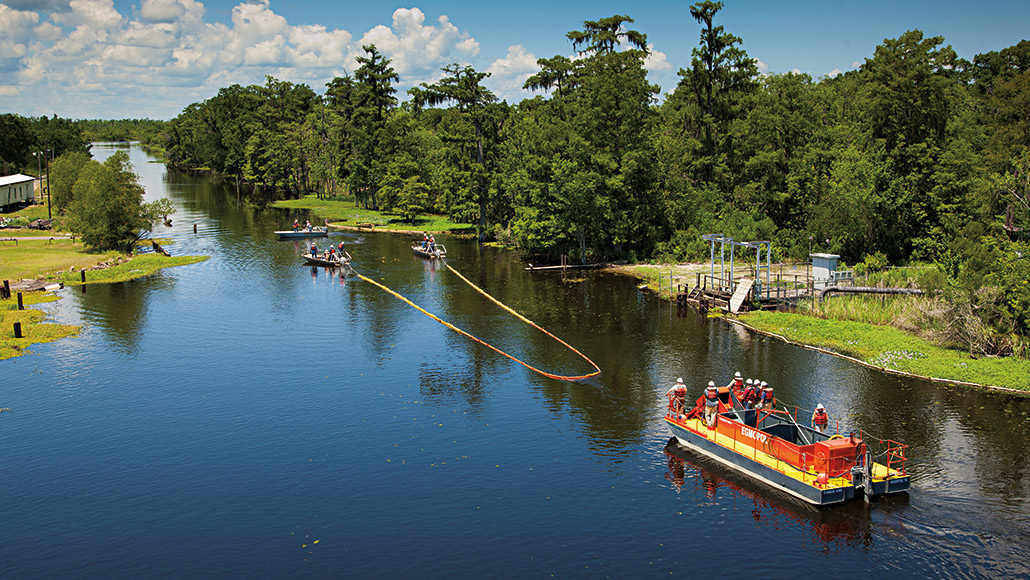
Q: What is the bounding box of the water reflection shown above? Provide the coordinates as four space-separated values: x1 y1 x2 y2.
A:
67 275 173 355
663 437 905 550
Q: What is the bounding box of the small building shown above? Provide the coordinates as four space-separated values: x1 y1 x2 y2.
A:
811 253 839 290
1 174 36 210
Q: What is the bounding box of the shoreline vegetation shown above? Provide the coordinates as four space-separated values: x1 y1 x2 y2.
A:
280 197 1030 394
270 195 475 236
609 264 1030 394
1 205 208 361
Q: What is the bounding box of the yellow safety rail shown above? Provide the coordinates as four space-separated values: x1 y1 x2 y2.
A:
351 264 601 381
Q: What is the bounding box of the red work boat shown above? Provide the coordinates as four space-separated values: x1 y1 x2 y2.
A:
664 379 910 506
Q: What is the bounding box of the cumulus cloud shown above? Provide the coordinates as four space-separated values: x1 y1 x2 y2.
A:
359 8 479 76
2 1 486 118
643 43 671 72
484 44 538 101
755 58 769 74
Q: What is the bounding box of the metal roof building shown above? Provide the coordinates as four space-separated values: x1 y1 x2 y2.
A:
0 174 36 210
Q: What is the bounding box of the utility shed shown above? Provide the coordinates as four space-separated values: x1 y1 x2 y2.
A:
1 174 36 210
811 253 839 290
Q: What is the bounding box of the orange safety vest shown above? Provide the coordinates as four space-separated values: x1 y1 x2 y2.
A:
813 410 828 425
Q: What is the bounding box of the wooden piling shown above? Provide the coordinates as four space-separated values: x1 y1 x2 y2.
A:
2 279 9 299
81 270 86 283
13 322 22 339
17 292 24 310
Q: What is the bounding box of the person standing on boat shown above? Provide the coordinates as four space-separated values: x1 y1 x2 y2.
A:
704 381 720 427
756 382 775 411
741 379 756 409
310 242 318 256
306 220 312 233
422 232 429 250
811 404 829 432
665 378 688 417
429 235 437 254
338 241 347 261
293 219 299 232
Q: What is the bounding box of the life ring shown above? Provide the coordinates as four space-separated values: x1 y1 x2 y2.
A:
829 434 844 440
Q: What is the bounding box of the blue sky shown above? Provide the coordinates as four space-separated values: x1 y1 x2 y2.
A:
1 0 1026 119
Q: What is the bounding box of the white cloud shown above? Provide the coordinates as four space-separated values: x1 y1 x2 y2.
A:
51 0 122 30
3 1 487 118
851 60 862 69
825 68 842 78
358 8 479 76
484 44 538 101
139 0 189 24
643 43 671 72
755 58 769 74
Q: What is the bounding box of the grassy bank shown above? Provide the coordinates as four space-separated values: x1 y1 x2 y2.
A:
1 225 209 361
739 310 1030 393
612 261 1030 394
1 293 79 360
1 237 119 281
271 195 474 234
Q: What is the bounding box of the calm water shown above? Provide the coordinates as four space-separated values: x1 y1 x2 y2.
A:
2 143 1028 579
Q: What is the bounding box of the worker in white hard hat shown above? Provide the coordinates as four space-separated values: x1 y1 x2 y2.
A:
811 403 829 432
665 378 688 417
703 380 720 427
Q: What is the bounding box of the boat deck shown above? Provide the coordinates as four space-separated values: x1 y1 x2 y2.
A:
668 415 900 494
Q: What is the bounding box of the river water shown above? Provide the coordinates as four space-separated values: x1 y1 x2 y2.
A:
2 143 1028 579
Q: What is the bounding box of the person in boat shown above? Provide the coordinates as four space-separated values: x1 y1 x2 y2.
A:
310 242 318 257
703 381 720 427
293 219 300 232
328 246 336 261
755 382 775 411
421 232 429 250
728 371 744 391
665 378 688 417
741 379 756 409
429 235 437 254
338 241 347 261
811 404 829 432
306 220 313 233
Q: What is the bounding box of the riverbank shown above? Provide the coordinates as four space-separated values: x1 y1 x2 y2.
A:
270 195 475 235
611 262 1030 394
1 235 208 361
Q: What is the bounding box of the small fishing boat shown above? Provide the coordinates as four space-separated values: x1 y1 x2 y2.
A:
664 380 909 506
302 253 349 267
277 227 328 239
412 243 446 259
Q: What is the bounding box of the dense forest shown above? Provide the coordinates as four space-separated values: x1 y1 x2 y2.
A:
2 3 1029 356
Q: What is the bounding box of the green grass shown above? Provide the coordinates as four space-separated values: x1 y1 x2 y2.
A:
1 238 121 281
740 310 1030 392
272 195 474 234
1 293 79 360
58 253 208 285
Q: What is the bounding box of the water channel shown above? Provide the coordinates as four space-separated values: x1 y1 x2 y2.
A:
2 142 1028 578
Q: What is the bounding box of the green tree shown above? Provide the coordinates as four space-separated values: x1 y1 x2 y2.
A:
66 150 169 252
48 151 92 214
349 44 400 209
411 63 497 241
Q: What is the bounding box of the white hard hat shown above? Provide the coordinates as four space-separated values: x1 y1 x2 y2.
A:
816 403 825 410
745 379 753 385
760 381 768 387
677 378 683 384
734 371 741 377
707 381 715 387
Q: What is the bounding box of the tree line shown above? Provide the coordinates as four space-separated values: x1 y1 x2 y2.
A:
3 2 1029 356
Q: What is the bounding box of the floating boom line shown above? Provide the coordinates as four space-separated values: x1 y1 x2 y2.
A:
351 264 601 381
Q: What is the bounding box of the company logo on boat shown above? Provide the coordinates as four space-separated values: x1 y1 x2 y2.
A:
740 426 768 444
